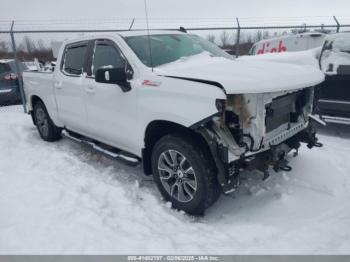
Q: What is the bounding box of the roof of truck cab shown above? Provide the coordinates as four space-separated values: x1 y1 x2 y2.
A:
118 30 186 37
61 30 187 46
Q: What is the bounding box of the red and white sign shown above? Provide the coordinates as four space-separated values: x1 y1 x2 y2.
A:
257 41 287 55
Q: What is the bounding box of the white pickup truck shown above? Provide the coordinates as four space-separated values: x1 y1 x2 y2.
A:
23 30 325 215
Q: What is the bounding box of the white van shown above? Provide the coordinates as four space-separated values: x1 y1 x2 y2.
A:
249 32 327 55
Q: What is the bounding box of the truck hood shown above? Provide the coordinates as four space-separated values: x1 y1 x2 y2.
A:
156 53 325 94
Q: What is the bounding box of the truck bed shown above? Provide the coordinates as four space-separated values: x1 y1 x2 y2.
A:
23 71 55 112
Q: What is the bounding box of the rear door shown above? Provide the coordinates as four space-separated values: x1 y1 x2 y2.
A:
54 42 89 133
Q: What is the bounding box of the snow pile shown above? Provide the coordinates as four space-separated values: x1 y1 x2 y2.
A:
1 108 350 254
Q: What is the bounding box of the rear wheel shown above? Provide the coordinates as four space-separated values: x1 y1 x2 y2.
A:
34 101 62 142
151 134 220 215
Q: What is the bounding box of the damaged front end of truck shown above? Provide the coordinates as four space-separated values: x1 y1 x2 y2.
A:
195 87 323 193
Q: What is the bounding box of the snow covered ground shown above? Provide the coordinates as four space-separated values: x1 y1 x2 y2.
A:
1 106 350 255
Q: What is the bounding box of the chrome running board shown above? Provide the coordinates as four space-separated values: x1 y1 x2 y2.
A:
321 115 350 125
62 130 140 166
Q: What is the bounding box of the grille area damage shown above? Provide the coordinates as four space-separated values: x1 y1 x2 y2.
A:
265 92 299 133
196 87 322 193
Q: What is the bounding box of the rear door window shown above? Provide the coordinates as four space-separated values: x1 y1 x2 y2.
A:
62 44 87 75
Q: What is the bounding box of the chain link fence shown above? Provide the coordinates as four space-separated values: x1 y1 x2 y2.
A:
1 16 350 113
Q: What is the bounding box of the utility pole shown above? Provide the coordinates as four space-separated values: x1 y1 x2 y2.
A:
10 20 27 113
129 18 135 30
333 16 340 33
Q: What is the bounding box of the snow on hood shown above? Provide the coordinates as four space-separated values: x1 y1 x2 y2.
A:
156 52 325 94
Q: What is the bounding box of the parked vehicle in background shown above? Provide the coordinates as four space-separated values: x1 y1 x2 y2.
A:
0 59 26 105
23 61 39 71
23 58 44 72
315 32 350 123
249 32 326 55
43 62 55 72
23 31 324 215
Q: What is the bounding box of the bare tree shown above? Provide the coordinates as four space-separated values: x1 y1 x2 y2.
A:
7 40 13 51
0 41 8 53
246 33 253 44
263 31 270 40
254 30 263 42
206 34 216 43
16 42 25 52
23 36 35 54
220 30 229 47
37 39 46 51
238 31 246 44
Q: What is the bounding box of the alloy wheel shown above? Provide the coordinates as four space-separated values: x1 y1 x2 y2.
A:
35 107 49 137
157 149 197 203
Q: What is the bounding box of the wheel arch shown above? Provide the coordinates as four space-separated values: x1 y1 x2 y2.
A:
29 95 45 125
30 95 44 108
142 120 213 176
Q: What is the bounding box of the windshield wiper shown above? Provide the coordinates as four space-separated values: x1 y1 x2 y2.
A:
64 67 82 74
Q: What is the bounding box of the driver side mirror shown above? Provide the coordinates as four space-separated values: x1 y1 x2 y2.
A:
95 67 131 92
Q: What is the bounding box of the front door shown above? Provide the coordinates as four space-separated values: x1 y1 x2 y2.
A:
82 39 138 153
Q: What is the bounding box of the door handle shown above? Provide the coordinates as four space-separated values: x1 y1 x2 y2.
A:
85 86 95 94
55 82 63 89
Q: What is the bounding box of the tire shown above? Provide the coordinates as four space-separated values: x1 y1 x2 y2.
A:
33 101 62 142
151 134 221 215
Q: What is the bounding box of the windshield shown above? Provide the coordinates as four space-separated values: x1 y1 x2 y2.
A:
124 34 232 67
320 34 350 75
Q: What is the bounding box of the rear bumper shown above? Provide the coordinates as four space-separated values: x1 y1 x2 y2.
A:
0 88 21 103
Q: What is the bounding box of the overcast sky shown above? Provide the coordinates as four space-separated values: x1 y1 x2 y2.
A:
1 0 350 47
1 0 350 21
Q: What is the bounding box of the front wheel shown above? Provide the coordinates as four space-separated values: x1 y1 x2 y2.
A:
151 134 220 215
34 101 62 142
